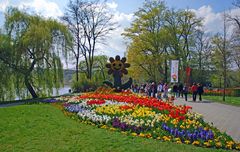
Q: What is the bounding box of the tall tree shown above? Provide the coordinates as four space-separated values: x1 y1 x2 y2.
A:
78 55 108 80
124 1 201 83
62 0 116 81
0 8 71 99
93 55 108 80
231 0 240 30
229 0 240 71
230 31 240 70
191 29 213 83
211 13 231 101
165 9 202 82
123 0 168 82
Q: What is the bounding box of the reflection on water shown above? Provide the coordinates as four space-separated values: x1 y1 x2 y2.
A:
53 86 71 96
15 86 71 100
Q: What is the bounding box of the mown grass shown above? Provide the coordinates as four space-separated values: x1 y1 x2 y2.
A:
203 95 240 106
0 104 230 152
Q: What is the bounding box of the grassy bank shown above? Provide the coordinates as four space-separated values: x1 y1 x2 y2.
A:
203 95 240 106
0 104 229 152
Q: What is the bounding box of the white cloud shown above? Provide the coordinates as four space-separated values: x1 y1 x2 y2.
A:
96 2 134 58
19 0 63 19
0 0 9 12
106 1 118 11
191 5 223 34
230 7 240 15
191 5 240 34
96 27 128 57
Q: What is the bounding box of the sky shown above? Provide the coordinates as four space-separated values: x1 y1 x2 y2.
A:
0 0 239 69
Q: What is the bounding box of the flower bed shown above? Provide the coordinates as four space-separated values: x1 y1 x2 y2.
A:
53 91 240 150
204 88 240 97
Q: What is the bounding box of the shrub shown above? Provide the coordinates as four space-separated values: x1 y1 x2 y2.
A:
71 73 103 93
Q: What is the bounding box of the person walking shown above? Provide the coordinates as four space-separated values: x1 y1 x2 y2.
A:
191 83 198 102
163 83 168 99
157 82 163 99
183 83 188 101
151 82 157 98
197 83 204 101
172 83 178 98
178 83 183 98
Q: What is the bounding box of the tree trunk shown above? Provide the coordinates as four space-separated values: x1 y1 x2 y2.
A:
223 12 227 102
223 69 226 102
164 59 168 82
24 76 38 98
101 68 106 80
76 57 79 81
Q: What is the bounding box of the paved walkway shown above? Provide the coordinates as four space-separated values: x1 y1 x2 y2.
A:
173 97 240 142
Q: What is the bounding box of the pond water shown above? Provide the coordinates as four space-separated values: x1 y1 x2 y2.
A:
53 86 71 96
14 86 71 100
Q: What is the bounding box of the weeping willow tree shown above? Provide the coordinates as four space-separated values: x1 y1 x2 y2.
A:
0 8 72 100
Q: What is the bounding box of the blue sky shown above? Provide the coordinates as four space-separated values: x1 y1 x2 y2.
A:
0 0 239 69
0 0 236 28
1 0 235 28
113 0 234 13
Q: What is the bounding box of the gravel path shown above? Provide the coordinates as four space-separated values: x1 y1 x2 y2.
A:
174 97 240 142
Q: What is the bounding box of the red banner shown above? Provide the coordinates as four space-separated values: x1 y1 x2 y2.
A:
186 67 191 76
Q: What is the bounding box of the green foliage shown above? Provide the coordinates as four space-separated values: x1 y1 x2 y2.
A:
0 8 72 100
124 1 168 82
124 1 202 83
71 74 97 92
71 71 111 93
71 55 111 92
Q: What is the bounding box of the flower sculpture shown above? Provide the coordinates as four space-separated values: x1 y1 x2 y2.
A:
104 55 132 91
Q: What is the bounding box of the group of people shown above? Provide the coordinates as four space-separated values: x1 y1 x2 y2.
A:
131 82 169 99
131 82 204 102
190 82 204 102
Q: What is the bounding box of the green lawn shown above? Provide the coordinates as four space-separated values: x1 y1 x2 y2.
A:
203 95 240 106
0 104 230 152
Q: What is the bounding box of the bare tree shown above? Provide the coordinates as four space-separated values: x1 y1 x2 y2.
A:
62 0 116 81
194 30 210 70
193 29 212 83
211 12 231 101
229 0 240 70
231 33 240 70
229 0 240 30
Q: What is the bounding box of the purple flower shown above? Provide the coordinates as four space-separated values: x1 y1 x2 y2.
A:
42 98 58 103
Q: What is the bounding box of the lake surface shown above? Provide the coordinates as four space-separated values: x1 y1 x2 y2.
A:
53 86 71 96
14 86 71 100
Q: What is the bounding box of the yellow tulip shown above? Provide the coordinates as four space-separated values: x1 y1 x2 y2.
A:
192 141 200 145
185 140 190 144
139 133 145 137
204 142 211 147
236 144 240 150
215 142 222 148
131 133 137 136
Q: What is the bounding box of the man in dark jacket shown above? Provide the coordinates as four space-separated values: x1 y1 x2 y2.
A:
172 83 178 98
178 83 183 98
183 83 188 101
197 83 204 101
